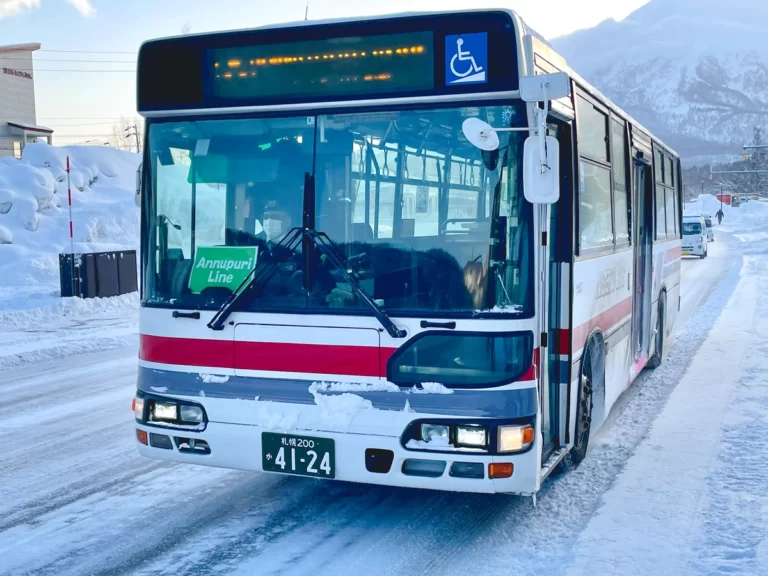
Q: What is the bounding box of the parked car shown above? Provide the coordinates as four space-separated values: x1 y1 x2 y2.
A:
701 213 715 241
682 215 708 258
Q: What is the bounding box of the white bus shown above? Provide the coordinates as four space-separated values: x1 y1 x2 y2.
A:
133 9 682 496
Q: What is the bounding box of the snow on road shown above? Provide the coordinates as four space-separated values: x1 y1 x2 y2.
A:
0 292 138 369
565 245 765 575
1 232 765 575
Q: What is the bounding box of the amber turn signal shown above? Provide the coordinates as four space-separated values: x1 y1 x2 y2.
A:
488 462 513 479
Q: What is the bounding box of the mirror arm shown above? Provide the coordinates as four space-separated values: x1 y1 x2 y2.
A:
538 83 550 174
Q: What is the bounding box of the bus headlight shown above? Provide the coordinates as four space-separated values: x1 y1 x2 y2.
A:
180 405 204 424
455 425 488 448
498 425 534 453
421 423 450 444
152 402 178 422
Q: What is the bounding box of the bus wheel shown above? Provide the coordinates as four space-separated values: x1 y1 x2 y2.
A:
562 345 594 470
647 294 666 369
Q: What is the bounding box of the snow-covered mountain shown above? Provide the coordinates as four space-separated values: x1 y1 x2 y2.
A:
552 0 768 163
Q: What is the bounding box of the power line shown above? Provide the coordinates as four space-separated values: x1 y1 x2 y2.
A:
8 69 136 72
46 121 125 127
38 49 137 54
39 117 133 120
1 57 135 63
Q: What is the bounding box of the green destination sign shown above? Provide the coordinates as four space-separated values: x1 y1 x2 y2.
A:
188 246 258 294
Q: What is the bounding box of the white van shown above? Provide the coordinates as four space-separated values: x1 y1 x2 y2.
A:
701 213 715 242
682 215 708 258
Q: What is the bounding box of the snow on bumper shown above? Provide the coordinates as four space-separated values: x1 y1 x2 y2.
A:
135 395 539 495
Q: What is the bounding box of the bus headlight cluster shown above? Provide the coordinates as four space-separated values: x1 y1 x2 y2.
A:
134 392 207 430
498 425 535 453
419 423 488 449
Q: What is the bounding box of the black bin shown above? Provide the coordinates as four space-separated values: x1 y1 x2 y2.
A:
59 250 138 299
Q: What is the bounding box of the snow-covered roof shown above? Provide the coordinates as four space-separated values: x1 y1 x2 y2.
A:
0 43 41 53
7 122 53 134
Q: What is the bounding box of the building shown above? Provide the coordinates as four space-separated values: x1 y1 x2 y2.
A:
0 43 53 159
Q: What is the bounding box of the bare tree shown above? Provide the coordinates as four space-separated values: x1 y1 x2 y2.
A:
181 21 192 35
749 126 768 195
109 123 127 150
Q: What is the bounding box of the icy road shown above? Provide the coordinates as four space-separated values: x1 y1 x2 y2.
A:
2 235 766 576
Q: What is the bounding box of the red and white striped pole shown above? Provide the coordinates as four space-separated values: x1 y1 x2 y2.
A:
66 156 74 255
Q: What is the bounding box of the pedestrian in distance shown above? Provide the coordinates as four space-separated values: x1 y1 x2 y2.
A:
716 208 724 225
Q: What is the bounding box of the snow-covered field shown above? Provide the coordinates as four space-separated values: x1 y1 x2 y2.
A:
1 195 766 574
0 144 140 366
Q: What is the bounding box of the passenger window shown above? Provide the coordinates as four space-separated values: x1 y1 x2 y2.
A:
403 184 439 237
611 120 629 244
667 157 675 186
655 183 667 239
577 97 609 162
579 161 614 249
665 189 676 236
655 149 664 184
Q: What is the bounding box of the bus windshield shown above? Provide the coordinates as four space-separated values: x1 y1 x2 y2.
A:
683 222 702 235
144 103 533 317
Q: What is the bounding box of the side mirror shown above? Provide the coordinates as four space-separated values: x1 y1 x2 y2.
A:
135 162 142 208
523 136 560 204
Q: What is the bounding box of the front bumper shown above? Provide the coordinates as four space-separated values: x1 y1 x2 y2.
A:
682 245 705 256
135 399 540 495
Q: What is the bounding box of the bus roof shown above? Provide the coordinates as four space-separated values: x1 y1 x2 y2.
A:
138 8 679 157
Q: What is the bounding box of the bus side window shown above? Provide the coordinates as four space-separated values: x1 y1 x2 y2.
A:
610 119 630 245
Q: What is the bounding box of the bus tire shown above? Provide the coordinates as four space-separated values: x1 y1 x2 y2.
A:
561 340 596 470
647 293 666 369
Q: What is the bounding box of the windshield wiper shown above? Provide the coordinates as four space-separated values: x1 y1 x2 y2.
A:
207 226 406 338
305 229 406 339
207 226 303 331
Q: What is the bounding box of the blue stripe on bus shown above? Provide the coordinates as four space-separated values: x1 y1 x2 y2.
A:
137 367 538 419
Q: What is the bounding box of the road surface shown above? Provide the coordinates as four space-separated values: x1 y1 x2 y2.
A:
0 238 733 576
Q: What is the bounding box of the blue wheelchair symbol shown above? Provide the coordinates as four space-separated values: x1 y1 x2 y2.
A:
445 33 488 85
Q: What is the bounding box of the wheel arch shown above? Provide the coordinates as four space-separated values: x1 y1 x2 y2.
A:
579 329 607 430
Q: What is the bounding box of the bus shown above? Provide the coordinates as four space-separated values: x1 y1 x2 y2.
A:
133 9 682 496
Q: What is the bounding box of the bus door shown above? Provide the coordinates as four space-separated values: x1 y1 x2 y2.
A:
631 158 653 360
544 120 573 458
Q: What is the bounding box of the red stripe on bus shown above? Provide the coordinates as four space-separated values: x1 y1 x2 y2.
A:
551 329 570 355
572 296 633 354
140 334 394 378
140 335 234 369
140 335 540 384
665 246 681 263
519 347 539 382
235 340 389 377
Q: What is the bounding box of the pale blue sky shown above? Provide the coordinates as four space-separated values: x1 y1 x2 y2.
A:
0 0 651 143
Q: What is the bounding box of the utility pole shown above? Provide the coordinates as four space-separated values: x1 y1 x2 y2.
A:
124 125 140 154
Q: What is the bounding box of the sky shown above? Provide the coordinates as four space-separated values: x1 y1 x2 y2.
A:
0 0 652 145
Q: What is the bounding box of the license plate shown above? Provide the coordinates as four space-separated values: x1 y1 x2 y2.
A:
682 250 691 255
261 432 335 479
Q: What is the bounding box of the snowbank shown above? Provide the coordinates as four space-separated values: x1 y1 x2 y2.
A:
685 193 768 238
0 143 140 312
